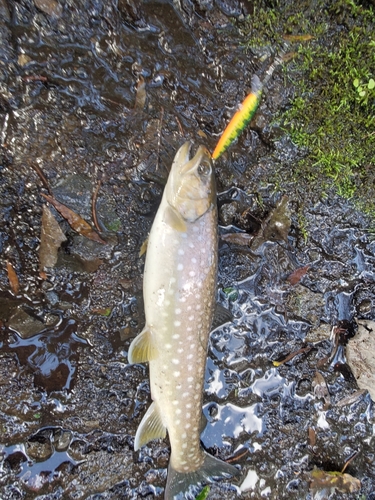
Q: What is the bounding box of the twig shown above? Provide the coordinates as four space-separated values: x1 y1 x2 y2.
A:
31 164 53 195
341 451 359 474
92 179 102 232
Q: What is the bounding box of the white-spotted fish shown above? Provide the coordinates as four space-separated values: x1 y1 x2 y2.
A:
128 142 239 499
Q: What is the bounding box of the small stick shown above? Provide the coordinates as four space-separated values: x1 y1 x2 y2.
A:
341 450 359 474
92 179 102 232
31 164 53 195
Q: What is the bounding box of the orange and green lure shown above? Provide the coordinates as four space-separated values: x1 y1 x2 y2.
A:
212 74 263 161
212 55 286 160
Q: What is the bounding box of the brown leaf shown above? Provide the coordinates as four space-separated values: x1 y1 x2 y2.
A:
39 205 67 271
282 34 314 42
134 75 146 110
221 232 254 246
312 371 331 409
287 264 310 285
41 193 106 244
7 261 20 295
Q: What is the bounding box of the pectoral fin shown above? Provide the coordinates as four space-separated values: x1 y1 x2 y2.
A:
128 327 156 364
134 402 167 450
164 205 187 232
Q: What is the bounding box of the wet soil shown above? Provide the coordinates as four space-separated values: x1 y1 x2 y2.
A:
0 1 374 499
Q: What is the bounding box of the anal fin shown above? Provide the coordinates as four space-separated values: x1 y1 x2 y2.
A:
128 327 156 364
139 237 148 257
134 402 167 451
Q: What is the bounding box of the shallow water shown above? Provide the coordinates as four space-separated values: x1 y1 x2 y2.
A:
0 1 374 499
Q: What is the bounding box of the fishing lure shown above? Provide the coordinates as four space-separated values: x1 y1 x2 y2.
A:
211 74 263 160
212 55 285 160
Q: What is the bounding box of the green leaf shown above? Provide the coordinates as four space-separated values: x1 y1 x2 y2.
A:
195 486 210 500
368 78 375 90
353 78 360 88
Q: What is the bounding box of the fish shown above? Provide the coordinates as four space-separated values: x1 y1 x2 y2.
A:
128 142 239 499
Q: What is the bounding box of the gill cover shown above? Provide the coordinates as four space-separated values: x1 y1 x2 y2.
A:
165 142 215 222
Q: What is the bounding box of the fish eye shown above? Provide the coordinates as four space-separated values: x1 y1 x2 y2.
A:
197 162 211 177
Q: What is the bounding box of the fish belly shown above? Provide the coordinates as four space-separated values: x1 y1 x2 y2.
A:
144 202 217 473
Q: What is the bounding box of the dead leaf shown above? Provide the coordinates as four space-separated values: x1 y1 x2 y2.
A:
346 319 375 401
7 261 20 295
34 0 62 18
287 264 310 285
312 371 331 409
41 193 106 244
273 345 312 366
221 232 254 246
39 205 67 271
310 467 361 498
134 75 146 110
283 34 314 42
308 427 316 447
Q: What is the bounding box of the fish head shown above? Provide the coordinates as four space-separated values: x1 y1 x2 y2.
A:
166 142 216 222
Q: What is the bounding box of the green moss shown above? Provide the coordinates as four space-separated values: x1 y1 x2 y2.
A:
239 0 375 217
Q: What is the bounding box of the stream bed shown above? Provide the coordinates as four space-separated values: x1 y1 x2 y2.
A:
0 1 374 499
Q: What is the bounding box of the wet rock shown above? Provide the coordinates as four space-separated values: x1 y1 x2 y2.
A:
39 205 67 270
26 437 53 461
346 319 375 401
0 0 10 22
287 284 325 328
8 308 45 339
219 202 238 226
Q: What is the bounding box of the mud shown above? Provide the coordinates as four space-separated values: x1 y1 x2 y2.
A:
0 1 374 499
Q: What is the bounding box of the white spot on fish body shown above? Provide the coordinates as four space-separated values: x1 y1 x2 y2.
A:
189 242 194 248
176 408 182 415
172 333 180 339
174 321 181 327
172 358 179 364
177 348 183 353
188 315 194 321
175 308 181 314
189 271 195 277
178 249 184 255
173 371 181 377
165 344 172 349
191 257 197 264
187 377 193 382
177 263 184 271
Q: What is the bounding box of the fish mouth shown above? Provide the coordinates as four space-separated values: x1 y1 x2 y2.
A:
177 142 211 176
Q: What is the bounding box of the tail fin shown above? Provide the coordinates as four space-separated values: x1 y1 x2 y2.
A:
165 450 239 500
